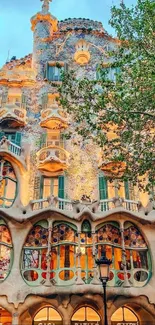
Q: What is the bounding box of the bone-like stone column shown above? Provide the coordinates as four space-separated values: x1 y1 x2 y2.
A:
120 221 131 287
75 232 84 285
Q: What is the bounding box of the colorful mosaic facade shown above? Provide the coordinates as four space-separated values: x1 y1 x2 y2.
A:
0 1 154 324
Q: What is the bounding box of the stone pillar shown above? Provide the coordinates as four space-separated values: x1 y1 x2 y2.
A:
44 219 53 286
91 231 100 285
75 232 84 285
12 312 19 325
120 221 130 288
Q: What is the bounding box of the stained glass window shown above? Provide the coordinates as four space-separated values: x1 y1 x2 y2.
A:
0 160 17 207
111 307 138 323
22 219 150 287
52 223 78 282
72 307 100 322
124 222 149 284
22 221 78 284
95 221 150 286
0 219 13 282
124 222 147 248
22 220 49 283
34 307 62 323
0 307 12 325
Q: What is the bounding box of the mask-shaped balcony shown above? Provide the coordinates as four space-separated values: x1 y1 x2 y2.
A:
0 95 27 128
99 161 126 177
40 94 67 130
74 40 91 65
36 146 69 174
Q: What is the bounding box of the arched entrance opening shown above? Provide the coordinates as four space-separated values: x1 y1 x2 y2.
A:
33 307 62 325
111 306 139 324
71 307 101 324
0 306 12 324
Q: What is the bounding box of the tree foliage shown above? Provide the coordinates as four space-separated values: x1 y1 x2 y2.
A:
59 0 155 194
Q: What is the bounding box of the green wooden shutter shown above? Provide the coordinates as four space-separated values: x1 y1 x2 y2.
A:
48 66 54 81
58 176 64 199
44 63 49 80
99 176 108 200
0 132 5 140
96 64 100 80
40 133 47 149
6 133 15 143
124 180 130 200
15 132 22 146
64 63 69 73
34 176 41 200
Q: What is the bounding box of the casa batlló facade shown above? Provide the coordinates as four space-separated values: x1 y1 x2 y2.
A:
0 0 154 324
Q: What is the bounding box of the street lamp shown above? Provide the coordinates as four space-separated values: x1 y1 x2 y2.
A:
96 251 112 325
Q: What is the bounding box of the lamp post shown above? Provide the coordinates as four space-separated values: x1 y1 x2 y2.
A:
96 252 112 325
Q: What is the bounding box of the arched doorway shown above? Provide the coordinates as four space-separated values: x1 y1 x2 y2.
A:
33 307 62 325
0 306 12 325
111 307 139 324
71 307 101 324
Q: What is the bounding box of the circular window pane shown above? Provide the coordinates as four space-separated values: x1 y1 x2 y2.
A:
23 270 39 281
134 270 148 282
109 271 114 281
59 270 74 281
117 272 131 280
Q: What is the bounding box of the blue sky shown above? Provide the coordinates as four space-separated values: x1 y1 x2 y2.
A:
0 0 137 67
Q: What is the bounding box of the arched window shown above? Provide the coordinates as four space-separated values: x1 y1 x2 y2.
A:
0 160 17 207
124 221 150 285
0 219 13 282
34 307 62 324
95 221 150 287
22 220 49 284
72 307 100 324
96 222 122 286
22 220 78 285
52 222 78 282
111 307 139 324
0 306 12 325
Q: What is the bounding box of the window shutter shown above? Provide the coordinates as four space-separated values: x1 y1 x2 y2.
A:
21 93 27 109
99 176 108 200
40 133 47 149
48 66 54 81
96 64 100 80
124 180 130 200
34 176 41 200
58 175 64 199
6 133 15 143
15 132 22 146
0 132 5 140
44 63 49 80
64 63 69 73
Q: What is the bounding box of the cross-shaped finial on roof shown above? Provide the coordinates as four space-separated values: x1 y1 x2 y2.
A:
41 0 52 14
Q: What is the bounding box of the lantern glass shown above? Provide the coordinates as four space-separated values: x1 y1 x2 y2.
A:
99 263 110 280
